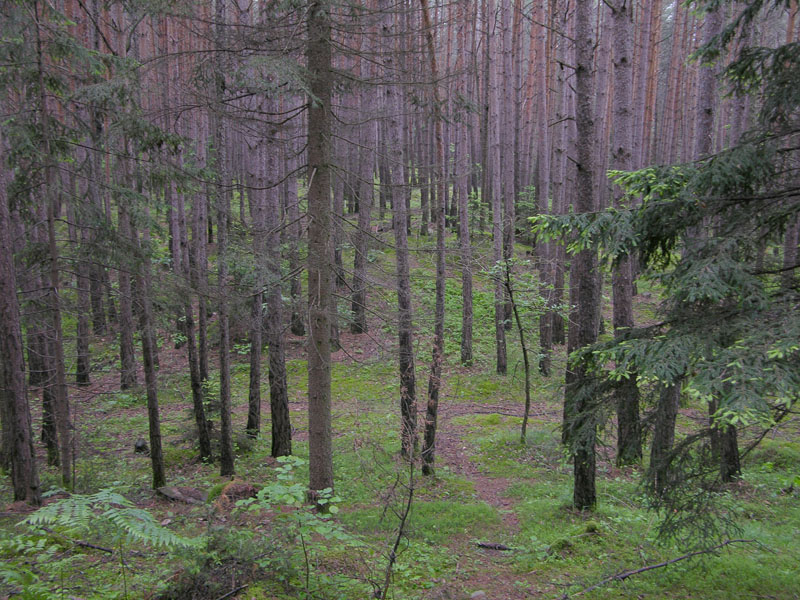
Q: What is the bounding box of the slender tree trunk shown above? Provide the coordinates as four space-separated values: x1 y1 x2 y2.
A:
611 0 642 465
117 141 138 391
458 123 474 366
194 118 211 384
74 218 92 387
136 226 166 490
332 168 346 288
0 134 41 505
246 176 264 439
265 140 292 457
177 190 211 462
20 216 59 466
486 0 507 375
214 0 235 478
693 7 740 482
418 122 430 236
536 0 553 376
350 85 376 334
34 3 73 487
565 0 600 511
650 383 680 496
500 0 515 330
421 0 446 476
381 0 417 459
44 125 73 490
285 150 305 336
307 0 335 493
506 267 532 445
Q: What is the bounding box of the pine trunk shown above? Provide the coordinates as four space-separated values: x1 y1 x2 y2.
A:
0 134 41 505
566 0 600 511
307 0 335 492
610 0 642 465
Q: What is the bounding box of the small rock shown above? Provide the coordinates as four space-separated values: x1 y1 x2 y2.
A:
470 592 487 600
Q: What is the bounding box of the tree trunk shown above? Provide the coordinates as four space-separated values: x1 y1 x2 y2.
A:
246 147 265 439
500 0 515 331
650 384 680 496
265 141 292 458
486 0 507 375
458 122 474 366
565 0 600 511
136 227 166 490
75 221 92 387
381 0 417 459
34 6 74 487
610 0 642 466
536 0 553 376
0 134 41 505
20 217 59 467
307 0 335 493
214 0 235 478
177 191 211 462
693 7 740 482
117 142 138 391
350 85 376 335
421 0 446 476
332 168 346 288
285 150 305 336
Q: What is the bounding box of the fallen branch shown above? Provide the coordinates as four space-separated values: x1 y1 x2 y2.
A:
213 584 248 600
477 542 513 551
560 539 756 598
74 539 114 554
40 526 114 553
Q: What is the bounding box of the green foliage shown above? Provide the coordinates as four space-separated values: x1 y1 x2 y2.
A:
233 456 371 598
0 490 196 599
533 0 800 549
25 489 198 551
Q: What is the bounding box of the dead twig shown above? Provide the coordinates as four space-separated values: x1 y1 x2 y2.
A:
559 539 756 598
377 459 415 600
213 584 248 600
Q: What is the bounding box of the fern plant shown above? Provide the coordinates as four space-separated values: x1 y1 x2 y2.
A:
1 489 198 600
25 488 197 550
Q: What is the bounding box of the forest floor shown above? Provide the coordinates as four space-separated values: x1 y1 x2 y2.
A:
2 233 800 600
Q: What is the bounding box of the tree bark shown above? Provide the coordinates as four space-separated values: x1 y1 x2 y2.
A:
136 225 166 490
246 145 265 439
565 0 600 511
307 0 335 493
421 0 446 476
350 85 376 334
610 0 642 465
650 384 680 496
177 190 211 462
214 0 235 478
0 134 41 505
487 0 507 375
265 138 292 458
693 6 740 482
285 148 306 336
381 0 417 459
